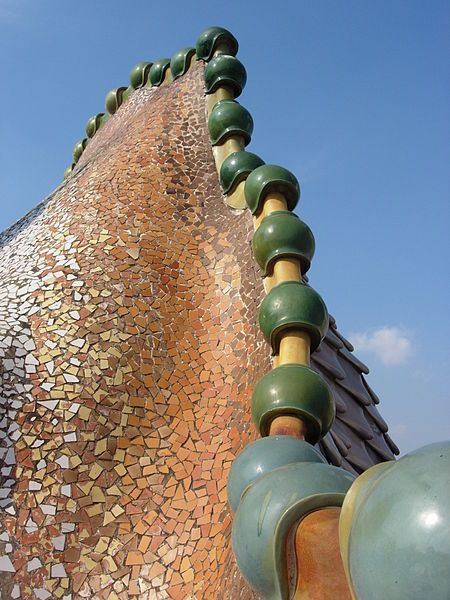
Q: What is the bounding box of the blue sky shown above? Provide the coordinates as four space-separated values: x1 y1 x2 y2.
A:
0 0 449 453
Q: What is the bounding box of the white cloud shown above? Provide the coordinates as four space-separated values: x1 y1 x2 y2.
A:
349 326 413 366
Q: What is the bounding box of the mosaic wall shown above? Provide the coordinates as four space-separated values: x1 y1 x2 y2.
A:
0 61 397 599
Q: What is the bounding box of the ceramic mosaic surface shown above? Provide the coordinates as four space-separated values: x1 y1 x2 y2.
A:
0 60 398 599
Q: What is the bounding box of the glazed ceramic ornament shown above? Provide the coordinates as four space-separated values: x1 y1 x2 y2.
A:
232 459 354 599
340 441 450 600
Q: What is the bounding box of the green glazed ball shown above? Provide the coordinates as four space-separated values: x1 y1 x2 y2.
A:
149 58 171 86
204 55 247 97
208 99 253 146
251 363 335 443
252 211 315 276
72 139 87 163
259 281 328 353
196 26 238 61
170 48 196 80
244 164 300 215
129 61 152 89
85 113 105 139
105 87 126 115
63 165 73 180
220 151 265 194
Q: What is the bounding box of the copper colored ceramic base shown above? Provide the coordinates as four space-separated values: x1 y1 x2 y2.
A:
294 507 352 600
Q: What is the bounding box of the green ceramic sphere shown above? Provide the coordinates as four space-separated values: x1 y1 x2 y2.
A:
208 99 253 146
170 48 196 80
227 436 325 512
252 211 315 276
244 164 300 215
196 26 238 61
105 87 126 115
204 55 247 97
220 151 265 194
85 113 105 139
259 281 328 353
149 58 171 86
129 61 152 89
232 461 354 600
63 165 73 180
251 364 335 443
72 139 87 163
344 441 450 600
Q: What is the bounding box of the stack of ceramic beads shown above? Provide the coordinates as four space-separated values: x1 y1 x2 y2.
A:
200 27 333 442
198 26 356 599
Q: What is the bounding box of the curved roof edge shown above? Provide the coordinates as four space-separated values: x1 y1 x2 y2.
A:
64 26 239 180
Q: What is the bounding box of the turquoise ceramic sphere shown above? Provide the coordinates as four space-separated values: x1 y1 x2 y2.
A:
233 461 355 600
346 441 450 600
227 436 325 512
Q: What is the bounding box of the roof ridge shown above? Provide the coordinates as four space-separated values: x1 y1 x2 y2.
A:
63 27 239 180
